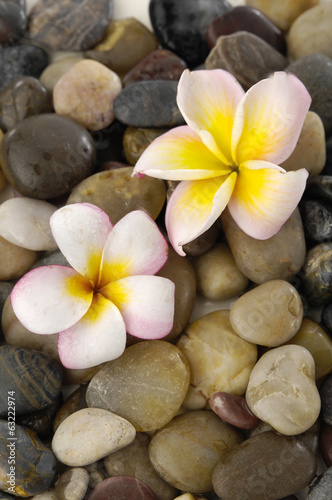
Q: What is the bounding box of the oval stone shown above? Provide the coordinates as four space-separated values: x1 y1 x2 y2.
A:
212 430 317 500
86 341 190 432
52 408 136 467
123 126 169 166
302 242 332 306
306 175 332 203
39 56 83 94
246 345 321 435
87 476 158 500
0 113 96 199
210 392 260 430
301 199 332 244
54 467 89 500
246 0 319 30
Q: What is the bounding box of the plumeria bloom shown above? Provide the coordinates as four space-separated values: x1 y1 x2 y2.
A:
11 204 175 369
133 69 311 256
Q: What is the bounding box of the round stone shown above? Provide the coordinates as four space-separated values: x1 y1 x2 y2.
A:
87 476 158 500
86 341 190 432
210 392 260 430
123 126 169 166
54 468 90 500
0 235 38 280
39 56 84 94
302 242 332 306
306 175 332 203
246 0 319 30
246 345 321 435
301 199 332 244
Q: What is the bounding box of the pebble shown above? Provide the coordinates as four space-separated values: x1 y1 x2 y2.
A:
212 430 317 500
28 0 113 51
148 410 242 493
0 281 13 320
0 76 52 132
0 113 96 199
54 467 90 500
307 467 332 499
246 345 321 435
320 372 332 425
29 490 58 500
149 0 232 67
301 242 332 306
66 166 166 224
246 0 319 31
221 207 306 284
0 235 38 280
205 31 288 91
86 476 158 500
182 221 220 257
210 392 260 430
288 2 332 61
104 432 177 500
53 385 88 432
229 280 303 347
320 422 332 467
39 56 83 94
0 0 27 45
193 242 249 301
53 59 122 131
176 310 257 409
0 420 57 496
322 300 332 335
0 43 48 92
85 18 159 79
114 80 185 128
301 198 332 244
306 175 332 203
84 461 108 489
16 396 62 440
52 408 136 467
123 126 170 166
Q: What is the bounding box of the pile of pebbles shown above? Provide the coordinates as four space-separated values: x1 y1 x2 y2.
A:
0 0 332 498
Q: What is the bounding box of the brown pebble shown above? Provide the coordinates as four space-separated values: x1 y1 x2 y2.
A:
123 126 169 166
210 392 260 430
0 235 38 280
87 476 158 500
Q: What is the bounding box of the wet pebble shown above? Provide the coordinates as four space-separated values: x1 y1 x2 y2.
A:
54 467 90 500
320 372 332 425
0 0 27 45
210 392 260 430
123 126 169 166
307 467 332 499
301 198 332 244
246 0 319 30
320 422 332 467
87 476 158 500
302 242 332 306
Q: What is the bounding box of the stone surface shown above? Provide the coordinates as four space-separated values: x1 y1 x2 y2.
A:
322 300 332 336
302 242 332 306
306 175 332 203
205 31 287 90
0 113 96 199
52 408 136 467
84 460 107 489
246 345 321 435
307 467 332 499
53 59 122 131
149 410 242 494
221 207 306 284
0 1 27 45
320 422 332 467
177 310 257 409
301 199 332 244
182 221 220 257
53 385 88 432
210 392 260 430
92 120 127 168
55 467 90 500
16 396 62 440
86 341 190 432
320 373 332 425
123 126 169 166
28 0 113 51
87 476 158 500
0 235 38 280
246 0 319 30
39 56 83 94
212 430 317 500
66 167 166 224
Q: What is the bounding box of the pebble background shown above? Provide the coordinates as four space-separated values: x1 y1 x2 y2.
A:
0 0 331 499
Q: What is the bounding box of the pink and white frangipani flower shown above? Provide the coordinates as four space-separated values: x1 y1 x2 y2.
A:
11 204 175 369
133 69 311 256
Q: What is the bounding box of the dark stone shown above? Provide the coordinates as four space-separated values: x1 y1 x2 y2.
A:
206 6 286 55
0 113 96 199
307 467 332 499
322 300 332 336
16 394 63 439
91 119 127 170
114 80 185 128
87 476 158 499
149 0 232 68
205 31 288 90
182 222 220 257
123 126 170 166
0 346 63 417
319 422 332 467
306 176 332 202
53 384 88 432
28 0 113 51
320 373 332 425
0 76 52 132
301 199 332 244
0 1 27 45
323 144 332 176
210 392 260 430
0 43 48 92
30 250 70 270
301 242 332 306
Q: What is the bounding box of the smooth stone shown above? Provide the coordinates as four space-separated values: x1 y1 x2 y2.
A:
0 76 52 132
0 44 48 92
123 126 169 166
52 408 136 467
53 59 122 131
320 373 332 425
230 280 303 347
280 111 326 176
301 242 332 306
221 207 306 284
87 476 158 500
0 345 63 417
182 221 220 257
85 18 159 79
306 175 332 203
149 410 242 494
322 300 332 336
86 341 190 432
53 385 88 432
246 0 319 30
0 420 57 496
0 113 96 199
0 1 26 45
29 490 58 500
320 422 332 467
28 0 113 51
205 31 287 91
206 5 287 54
84 461 107 489
55 467 89 500
307 467 332 499
66 167 166 224
114 80 185 128
91 119 127 168
287 54 332 136
246 345 321 435
39 56 83 94
288 3 332 61
122 49 187 87
193 242 249 301
149 0 232 67
0 235 38 280
176 310 257 409
210 392 260 430
301 199 332 244
212 430 317 500
104 432 177 500
16 396 62 439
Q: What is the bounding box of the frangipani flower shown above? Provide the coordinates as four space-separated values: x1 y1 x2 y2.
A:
133 69 311 256
11 203 175 369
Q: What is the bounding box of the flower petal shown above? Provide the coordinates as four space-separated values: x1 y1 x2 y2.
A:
228 160 309 239
57 293 126 369
177 69 245 164
50 203 113 285
133 125 229 180
11 266 93 334
232 72 311 165
99 210 169 287
101 275 175 339
165 174 237 255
